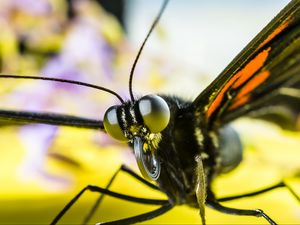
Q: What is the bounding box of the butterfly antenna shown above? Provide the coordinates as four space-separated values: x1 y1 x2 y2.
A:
128 0 169 101
0 74 124 103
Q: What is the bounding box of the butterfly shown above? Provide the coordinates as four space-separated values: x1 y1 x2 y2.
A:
0 0 299 225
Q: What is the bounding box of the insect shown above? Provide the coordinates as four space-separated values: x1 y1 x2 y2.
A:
0 0 300 224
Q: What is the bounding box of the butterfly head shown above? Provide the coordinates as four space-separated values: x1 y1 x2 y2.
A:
103 94 170 181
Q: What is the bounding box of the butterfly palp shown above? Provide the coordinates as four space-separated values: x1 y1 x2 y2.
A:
133 136 161 181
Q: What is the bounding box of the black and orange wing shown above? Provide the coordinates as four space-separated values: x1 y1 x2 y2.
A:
193 0 300 130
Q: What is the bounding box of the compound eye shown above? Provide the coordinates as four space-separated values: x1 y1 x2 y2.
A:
138 95 170 133
103 106 127 142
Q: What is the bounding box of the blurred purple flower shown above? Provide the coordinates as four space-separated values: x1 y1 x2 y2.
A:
61 21 115 81
13 0 51 15
0 0 139 189
42 56 85 90
17 124 73 190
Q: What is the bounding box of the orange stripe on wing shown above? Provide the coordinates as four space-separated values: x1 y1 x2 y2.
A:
206 74 239 118
206 48 271 118
229 70 270 110
259 16 292 49
232 48 271 88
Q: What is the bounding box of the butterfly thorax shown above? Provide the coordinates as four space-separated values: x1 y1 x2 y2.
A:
154 95 243 207
150 96 209 206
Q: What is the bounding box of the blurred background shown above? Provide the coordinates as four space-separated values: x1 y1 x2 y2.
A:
0 0 299 224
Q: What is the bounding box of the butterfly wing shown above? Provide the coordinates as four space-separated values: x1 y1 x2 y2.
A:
193 0 300 130
244 82 300 131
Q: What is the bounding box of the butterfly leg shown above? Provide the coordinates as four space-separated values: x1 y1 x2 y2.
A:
207 187 279 225
82 164 161 224
96 202 174 225
50 179 167 225
217 180 299 202
206 197 277 225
